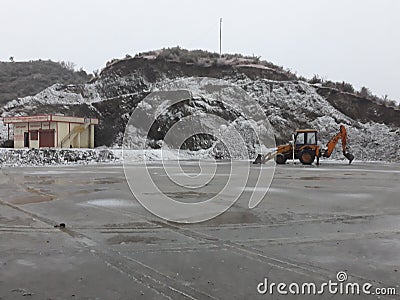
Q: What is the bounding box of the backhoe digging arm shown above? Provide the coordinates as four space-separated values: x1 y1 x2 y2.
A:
323 125 354 164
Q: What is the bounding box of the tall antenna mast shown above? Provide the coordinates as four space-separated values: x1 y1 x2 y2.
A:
219 18 222 58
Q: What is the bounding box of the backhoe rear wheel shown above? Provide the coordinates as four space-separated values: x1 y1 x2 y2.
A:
299 150 315 165
275 154 287 164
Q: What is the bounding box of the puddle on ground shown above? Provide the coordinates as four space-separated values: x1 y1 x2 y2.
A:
298 176 336 180
85 199 135 207
16 259 36 267
24 176 56 185
324 214 374 225
107 235 164 245
52 188 107 199
22 174 125 186
242 187 271 192
163 191 217 199
65 188 106 196
0 216 34 226
24 170 120 175
93 177 126 185
335 193 373 199
10 194 54 205
159 173 231 177
103 221 156 229
242 187 291 194
201 210 260 225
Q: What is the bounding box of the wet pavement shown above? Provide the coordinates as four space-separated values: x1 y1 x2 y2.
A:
0 161 399 299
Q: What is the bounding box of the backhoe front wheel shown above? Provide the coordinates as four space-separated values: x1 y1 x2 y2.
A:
299 150 315 165
275 154 287 164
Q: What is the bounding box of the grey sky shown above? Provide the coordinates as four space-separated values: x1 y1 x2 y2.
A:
1 0 399 101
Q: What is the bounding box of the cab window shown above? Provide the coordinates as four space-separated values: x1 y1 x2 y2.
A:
296 133 305 144
306 132 316 144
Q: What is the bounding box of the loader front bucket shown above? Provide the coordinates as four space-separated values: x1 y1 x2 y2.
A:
253 154 263 164
344 152 354 164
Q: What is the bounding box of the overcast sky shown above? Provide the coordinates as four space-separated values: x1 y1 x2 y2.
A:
1 0 399 101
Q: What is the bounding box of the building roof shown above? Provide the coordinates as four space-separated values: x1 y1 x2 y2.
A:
2 114 98 125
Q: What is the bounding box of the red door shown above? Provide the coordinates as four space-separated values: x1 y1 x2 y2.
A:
39 129 55 147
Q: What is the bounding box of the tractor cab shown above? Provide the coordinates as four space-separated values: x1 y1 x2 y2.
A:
270 129 320 165
294 129 318 146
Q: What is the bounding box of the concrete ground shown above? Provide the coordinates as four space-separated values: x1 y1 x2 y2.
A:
0 161 399 299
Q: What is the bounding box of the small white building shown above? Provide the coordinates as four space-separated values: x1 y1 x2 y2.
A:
2 115 98 148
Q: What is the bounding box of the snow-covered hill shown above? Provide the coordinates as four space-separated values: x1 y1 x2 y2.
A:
235 78 400 161
1 55 399 162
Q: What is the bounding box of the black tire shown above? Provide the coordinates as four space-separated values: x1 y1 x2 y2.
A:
275 154 287 164
299 150 315 165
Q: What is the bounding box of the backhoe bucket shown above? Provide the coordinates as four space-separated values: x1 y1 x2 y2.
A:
253 154 263 164
344 152 354 164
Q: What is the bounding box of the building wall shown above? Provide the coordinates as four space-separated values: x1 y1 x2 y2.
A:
42 122 51 130
60 123 93 149
70 123 80 148
90 124 95 148
13 123 27 148
29 132 39 149
80 124 89 148
57 122 70 147
11 120 96 149
29 122 40 149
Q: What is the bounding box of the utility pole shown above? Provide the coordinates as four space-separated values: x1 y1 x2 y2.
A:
219 18 222 58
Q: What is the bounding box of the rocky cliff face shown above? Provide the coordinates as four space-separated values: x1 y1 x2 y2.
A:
1 55 399 162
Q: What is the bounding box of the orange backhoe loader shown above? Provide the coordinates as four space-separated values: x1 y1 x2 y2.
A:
254 125 354 165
